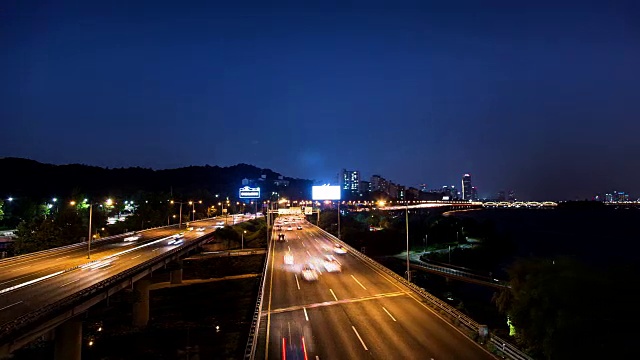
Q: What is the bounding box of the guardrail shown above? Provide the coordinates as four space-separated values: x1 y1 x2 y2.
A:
0 231 215 348
313 226 533 360
243 230 272 359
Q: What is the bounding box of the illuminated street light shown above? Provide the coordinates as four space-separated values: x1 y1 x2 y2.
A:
69 200 76 206
242 230 247 250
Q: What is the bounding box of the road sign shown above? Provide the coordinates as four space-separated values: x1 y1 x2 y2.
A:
239 186 261 199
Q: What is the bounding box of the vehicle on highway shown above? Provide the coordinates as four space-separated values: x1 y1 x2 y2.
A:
296 225 303 230
284 252 294 265
168 237 184 245
301 264 319 281
123 235 140 242
186 227 194 231
323 255 342 272
333 244 347 254
196 227 205 232
216 221 225 226
82 257 117 270
286 226 293 231
278 233 285 241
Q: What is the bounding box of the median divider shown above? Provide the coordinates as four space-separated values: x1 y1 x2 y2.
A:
313 225 533 360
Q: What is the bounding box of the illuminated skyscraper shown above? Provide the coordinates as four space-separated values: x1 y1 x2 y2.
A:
462 174 472 201
340 169 360 198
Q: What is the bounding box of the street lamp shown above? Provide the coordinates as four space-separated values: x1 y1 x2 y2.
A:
242 230 246 250
405 201 411 282
188 200 202 222
71 198 111 259
170 200 185 229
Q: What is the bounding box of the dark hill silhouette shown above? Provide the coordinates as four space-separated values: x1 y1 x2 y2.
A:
0 157 312 200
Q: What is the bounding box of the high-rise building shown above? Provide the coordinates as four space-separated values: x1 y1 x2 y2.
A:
370 175 388 194
508 190 516 201
340 169 360 198
471 186 478 201
359 180 371 196
461 174 472 201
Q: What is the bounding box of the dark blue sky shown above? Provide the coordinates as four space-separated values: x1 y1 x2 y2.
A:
2 1 639 200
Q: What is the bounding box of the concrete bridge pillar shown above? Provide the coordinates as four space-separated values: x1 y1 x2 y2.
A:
170 259 183 285
132 278 150 327
54 317 82 360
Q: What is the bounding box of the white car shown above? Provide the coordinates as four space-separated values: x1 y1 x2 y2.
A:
286 226 293 231
323 255 342 272
196 227 205 232
284 253 294 265
123 235 140 242
301 264 319 281
333 244 347 254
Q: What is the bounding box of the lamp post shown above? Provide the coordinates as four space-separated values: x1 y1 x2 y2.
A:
406 201 411 282
242 230 246 250
170 200 185 229
337 200 341 240
71 198 112 259
189 200 202 222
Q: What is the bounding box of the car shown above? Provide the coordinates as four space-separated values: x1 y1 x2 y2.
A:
186 227 194 231
284 252 294 265
323 255 342 272
333 244 347 254
301 264 319 281
278 233 285 241
286 226 293 231
123 235 140 242
296 225 303 230
216 221 225 226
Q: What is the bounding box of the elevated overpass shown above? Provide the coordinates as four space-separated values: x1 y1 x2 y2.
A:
0 216 247 358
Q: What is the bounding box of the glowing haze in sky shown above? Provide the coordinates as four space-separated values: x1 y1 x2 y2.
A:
1 1 639 200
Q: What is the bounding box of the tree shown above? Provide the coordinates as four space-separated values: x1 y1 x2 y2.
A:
13 207 85 254
0 199 4 221
494 257 639 359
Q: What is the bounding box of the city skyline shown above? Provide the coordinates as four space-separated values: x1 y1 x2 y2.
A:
2 1 639 200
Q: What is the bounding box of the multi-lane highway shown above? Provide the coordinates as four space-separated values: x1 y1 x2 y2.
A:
0 216 242 332
261 217 497 360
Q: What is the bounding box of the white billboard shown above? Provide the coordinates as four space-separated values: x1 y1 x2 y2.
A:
312 185 341 200
239 186 260 199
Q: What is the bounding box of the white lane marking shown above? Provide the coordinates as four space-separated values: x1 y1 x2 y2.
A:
152 248 160 252
61 279 81 287
132 255 142 260
315 239 319 243
288 246 291 252
0 301 23 312
56 255 70 260
329 288 338 301
303 307 309 321
302 242 305 247
0 270 64 295
352 326 368 350
351 275 367 290
295 274 301 290
306 250 311 256
382 306 397 321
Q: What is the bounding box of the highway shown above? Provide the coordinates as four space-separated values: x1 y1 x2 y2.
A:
0 215 245 331
262 217 497 360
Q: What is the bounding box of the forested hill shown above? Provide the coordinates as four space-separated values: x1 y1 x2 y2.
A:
0 157 312 200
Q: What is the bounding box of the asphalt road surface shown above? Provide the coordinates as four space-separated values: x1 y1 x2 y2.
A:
262 217 497 360
0 215 248 328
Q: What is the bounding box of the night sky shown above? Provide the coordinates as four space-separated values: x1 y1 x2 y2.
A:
1 1 639 200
